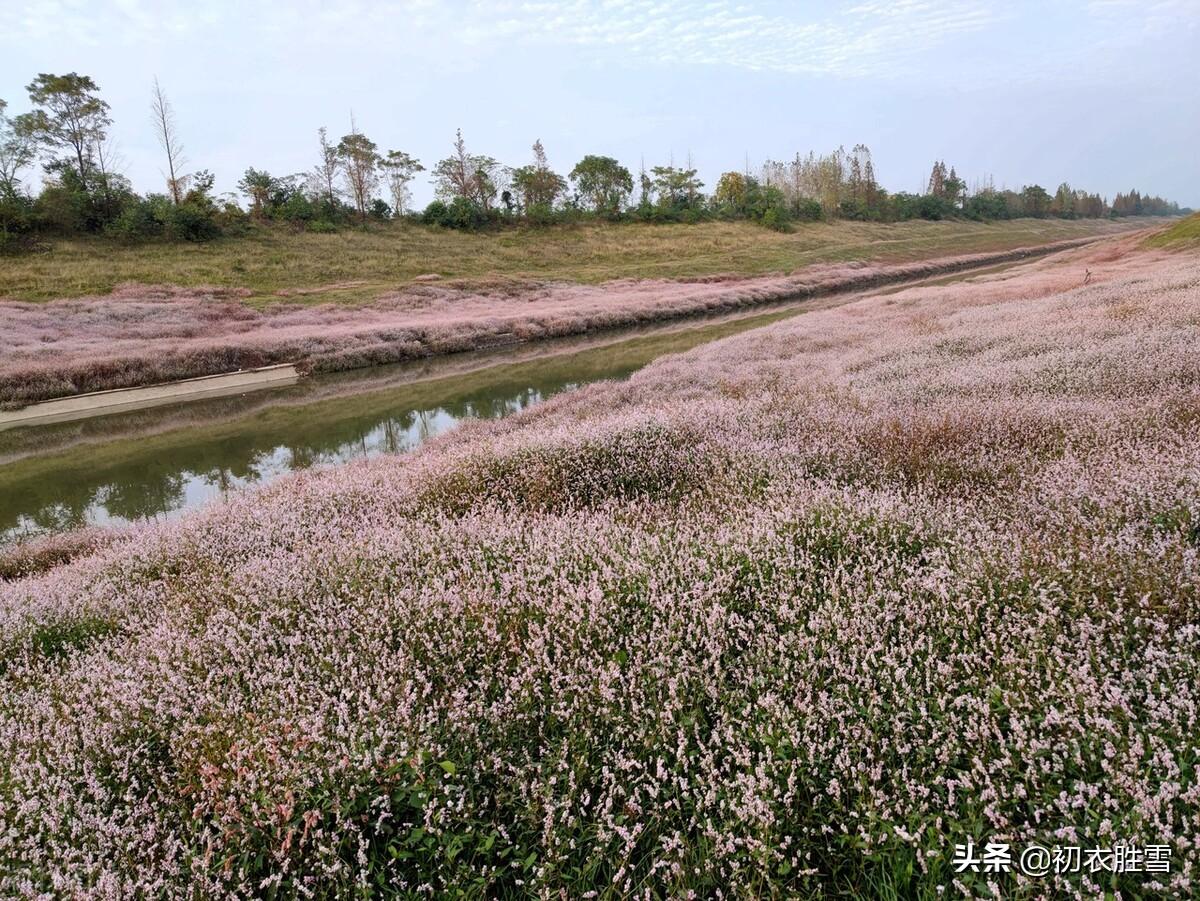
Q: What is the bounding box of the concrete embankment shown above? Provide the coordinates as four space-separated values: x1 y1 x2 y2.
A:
0 364 299 430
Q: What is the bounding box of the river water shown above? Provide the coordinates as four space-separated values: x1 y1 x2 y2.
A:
0 255 1031 546
0 303 812 544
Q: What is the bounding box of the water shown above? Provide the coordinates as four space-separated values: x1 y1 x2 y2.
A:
0 256 1029 546
0 304 806 544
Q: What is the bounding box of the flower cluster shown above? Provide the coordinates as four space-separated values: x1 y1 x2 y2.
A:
0 240 1197 898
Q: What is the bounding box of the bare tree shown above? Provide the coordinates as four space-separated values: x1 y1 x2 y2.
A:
88 132 130 218
311 126 341 209
431 128 500 210
150 78 187 203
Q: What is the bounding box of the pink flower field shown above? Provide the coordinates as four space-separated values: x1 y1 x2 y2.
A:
0 238 1102 408
1 240 1198 897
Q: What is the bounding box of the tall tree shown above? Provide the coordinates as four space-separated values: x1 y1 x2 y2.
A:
927 160 948 199
1051 182 1075 217
0 99 37 199
24 73 111 188
337 117 382 221
381 150 423 217
311 127 341 208
846 144 879 208
944 166 966 208
150 77 187 204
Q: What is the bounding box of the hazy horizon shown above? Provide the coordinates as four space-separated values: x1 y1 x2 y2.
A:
2 0 1198 209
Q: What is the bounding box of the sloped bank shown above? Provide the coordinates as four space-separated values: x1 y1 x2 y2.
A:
0 235 1118 409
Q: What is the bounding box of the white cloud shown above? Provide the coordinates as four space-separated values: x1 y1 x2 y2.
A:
2 0 1003 77
470 0 1004 76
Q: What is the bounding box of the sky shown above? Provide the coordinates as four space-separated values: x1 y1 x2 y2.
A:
2 0 1198 208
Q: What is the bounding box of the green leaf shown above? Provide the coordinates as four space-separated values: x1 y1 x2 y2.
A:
439 760 457 776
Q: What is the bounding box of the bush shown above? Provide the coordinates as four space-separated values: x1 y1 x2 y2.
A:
760 208 793 233
275 192 316 227
33 184 90 234
215 202 252 236
422 200 449 226
164 200 221 242
0 192 36 253
423 197 494 230
369 199 392 221
792 198 823 221
524 202 557 227
106 196 167 240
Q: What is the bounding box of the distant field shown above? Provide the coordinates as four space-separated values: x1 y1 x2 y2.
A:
0 216 1154 304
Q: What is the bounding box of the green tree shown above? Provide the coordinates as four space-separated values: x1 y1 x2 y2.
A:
926 160 948 199
569 155 632 215
1051 182 1075 218
381 150 423 217
650 165 703 211
1020 184 1052 217
713 171 749 214
0 99 37 200
237 168 278 219
24 73 112 189
510 139 566 214
337 122 382 221
943 166 966 209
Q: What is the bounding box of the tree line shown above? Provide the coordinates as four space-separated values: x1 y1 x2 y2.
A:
0 72 1188 251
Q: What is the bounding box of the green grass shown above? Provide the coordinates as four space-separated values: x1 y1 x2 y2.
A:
1 217 1150 304
1145 212 1200 249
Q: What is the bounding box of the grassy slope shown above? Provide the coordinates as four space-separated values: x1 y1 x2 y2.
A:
1 216 1148 304
1145 212 1200 249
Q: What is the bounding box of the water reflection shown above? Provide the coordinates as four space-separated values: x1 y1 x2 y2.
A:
1 304 802 543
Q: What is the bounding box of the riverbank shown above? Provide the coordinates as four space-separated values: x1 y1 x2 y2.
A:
0 232 1145 408
0 302 811 544
2 240 1196 895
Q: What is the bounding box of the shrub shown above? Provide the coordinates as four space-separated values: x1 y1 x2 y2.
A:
423 197 493 230
792 198 823 221
163 200 221 241
107 195 167 240
369 198 392 221
760 208 793 232
0 192 36 253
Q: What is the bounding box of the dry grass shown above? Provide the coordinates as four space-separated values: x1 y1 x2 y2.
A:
0 217 1150 305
